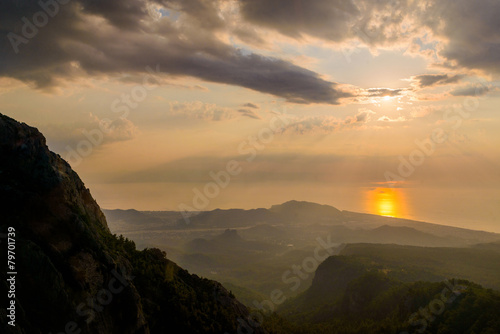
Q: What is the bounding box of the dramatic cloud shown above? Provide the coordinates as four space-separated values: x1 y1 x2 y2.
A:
2 0 500 106
238 0 420 46
423 0 500 75
238 0 359 41
238 0 500 75
412 74 463 88
0 0 351 104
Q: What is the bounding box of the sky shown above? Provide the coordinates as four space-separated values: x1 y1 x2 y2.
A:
1 0 500 231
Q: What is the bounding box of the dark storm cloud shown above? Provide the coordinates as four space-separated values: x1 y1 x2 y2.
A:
2 0 500 102
238 0 359 41
238 0 421 46
422 0 500 75
157 0 226 30
412 74 462 88
0 0 351 104
238 0 500 75
80 0 151 29
232 26 267 46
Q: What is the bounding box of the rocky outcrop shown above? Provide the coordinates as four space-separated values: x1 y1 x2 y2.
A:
0 114 148 333
0 113 262 334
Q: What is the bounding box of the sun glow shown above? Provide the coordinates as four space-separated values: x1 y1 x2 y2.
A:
367 187 405 218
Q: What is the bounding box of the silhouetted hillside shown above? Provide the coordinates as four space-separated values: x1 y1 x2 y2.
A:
0 114 265 334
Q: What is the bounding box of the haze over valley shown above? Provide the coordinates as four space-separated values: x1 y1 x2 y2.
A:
103 201 500 304
2 0 500 332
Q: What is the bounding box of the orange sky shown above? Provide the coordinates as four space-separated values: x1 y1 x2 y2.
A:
1 0 499 231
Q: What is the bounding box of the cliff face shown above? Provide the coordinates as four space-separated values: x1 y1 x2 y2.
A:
0 113 107 236
0 114 261 334
0 114 148 333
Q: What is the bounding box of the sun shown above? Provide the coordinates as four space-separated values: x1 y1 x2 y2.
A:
383 95 392 101
367 187 404 218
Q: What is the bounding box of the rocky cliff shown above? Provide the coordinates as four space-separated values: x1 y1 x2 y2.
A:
0 113 263 334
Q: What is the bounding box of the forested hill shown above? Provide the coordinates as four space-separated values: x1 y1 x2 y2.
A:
271 255 500 334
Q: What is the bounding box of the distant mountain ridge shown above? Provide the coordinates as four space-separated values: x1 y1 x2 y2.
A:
269 200 343 222
105 200 500 246
183 208 281 228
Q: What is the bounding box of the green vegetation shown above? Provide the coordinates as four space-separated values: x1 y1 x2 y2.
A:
221 282 268 307
340 243 500 290
97 233 249 333
264 256 500 334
